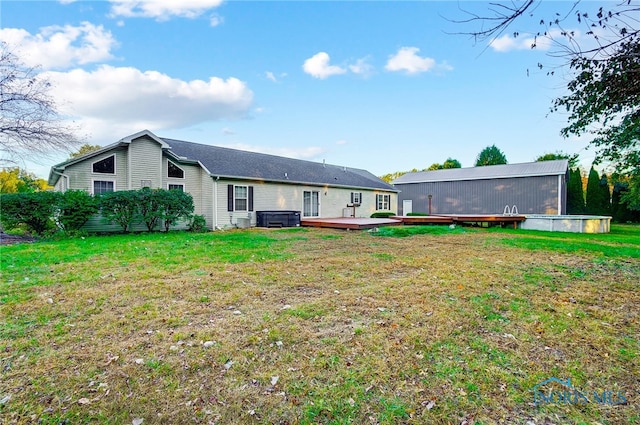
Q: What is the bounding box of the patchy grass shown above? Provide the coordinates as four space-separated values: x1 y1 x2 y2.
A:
1 225 638 424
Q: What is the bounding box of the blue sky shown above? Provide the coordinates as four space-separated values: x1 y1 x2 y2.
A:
1 1 599 179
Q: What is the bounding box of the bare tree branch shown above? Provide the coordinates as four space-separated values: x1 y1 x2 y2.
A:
0 42 83 165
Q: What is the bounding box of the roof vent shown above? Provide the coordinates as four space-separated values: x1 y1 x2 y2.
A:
284 172 288 179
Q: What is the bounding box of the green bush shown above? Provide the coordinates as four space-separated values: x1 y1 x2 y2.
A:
188 214 208 232
98 190 140 232
406 212 429 216
162 189 194 231
137 188 165 231
370 212 396 218
0 191 60 236
56 190 99 234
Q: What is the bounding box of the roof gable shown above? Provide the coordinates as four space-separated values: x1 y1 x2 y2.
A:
392 160 569 184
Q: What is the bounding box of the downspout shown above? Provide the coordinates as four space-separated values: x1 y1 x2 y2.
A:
214 176 219 230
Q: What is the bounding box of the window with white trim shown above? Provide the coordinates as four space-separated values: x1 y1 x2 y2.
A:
92 155 115 174
168 184 184 191
93 180 114 194
234 185 248 211
350 192 362 205
376 194 391 210
168 161 184 179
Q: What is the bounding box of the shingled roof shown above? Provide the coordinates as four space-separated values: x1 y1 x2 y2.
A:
163 137 396 191
392 160 569 184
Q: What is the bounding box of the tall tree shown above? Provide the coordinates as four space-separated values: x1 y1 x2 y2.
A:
585 167 611 216
566 168 585 215
69 144 102 159
0 43 82 165
535 151 579 168
0 167 50 193
585 167 601 215
427 158 462 170
457 1 639 209
475 145 507 166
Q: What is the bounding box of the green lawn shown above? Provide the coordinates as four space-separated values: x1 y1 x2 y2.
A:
1 225 638 424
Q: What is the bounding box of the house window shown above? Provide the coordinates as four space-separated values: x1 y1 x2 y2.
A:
227 184 254 212
376 194 390 210
303 190 320 217
351 192 362 205
168 184 184 191
234 185 248 211
141 180 152 188
93 180 114 195
168 161 184 179
92 155 115 174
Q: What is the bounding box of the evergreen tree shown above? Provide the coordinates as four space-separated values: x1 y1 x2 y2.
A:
475 145 507 166
598 174 611 216
612 181 640 223
585 167 601 215
566 168 584 214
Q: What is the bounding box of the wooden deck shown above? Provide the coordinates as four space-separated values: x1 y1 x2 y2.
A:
301 214 525 230
395 214 526 229
301 217 403 230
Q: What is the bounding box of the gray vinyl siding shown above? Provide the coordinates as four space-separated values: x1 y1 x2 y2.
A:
128 136 163 189
62 148 128 193
213 179 396 228
396 175 563 215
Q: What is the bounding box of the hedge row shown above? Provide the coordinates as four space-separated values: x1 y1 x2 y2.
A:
0 188 200 236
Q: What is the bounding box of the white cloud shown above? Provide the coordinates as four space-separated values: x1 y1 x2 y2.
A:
348 57 374 77
108 0 224 21
221 143 326 160
265 71 277 82
43 65 253 142
490 29 583 52
303 52 347 79
336 140 348 145
221 127 235 135
385 47 437 74
209 13 224 27
0 22 116 69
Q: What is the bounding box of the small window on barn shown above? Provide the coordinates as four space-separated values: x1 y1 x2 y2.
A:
168 161 184 179
92 155 115 174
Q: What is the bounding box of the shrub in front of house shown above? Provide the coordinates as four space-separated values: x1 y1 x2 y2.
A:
0 191 60 236
370 212 396 218
162 190 195 232
98 190 140 232
407 212 429 216
56 190 99 234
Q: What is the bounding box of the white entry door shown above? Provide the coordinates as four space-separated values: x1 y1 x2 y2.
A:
402 200 413 216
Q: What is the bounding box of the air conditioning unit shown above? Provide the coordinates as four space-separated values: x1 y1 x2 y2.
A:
343 208 354 218
237 217 251 229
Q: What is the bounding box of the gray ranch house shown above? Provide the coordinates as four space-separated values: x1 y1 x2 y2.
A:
392 160 569 216
48 130 398 231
